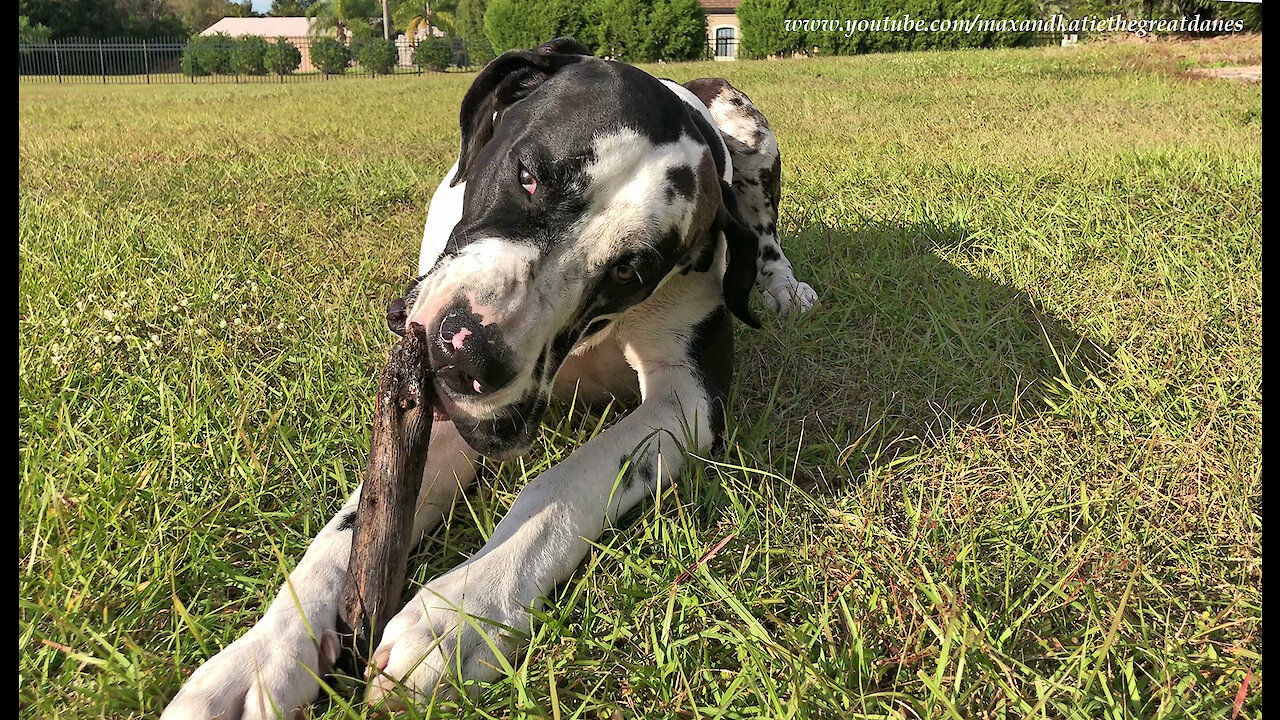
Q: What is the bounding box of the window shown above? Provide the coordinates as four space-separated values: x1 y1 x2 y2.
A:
715 26 736 59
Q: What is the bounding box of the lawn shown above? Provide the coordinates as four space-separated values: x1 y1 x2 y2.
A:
18 36 1262 719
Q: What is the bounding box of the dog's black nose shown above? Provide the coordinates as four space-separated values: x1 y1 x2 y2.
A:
386 297 407 336
429 304 517 397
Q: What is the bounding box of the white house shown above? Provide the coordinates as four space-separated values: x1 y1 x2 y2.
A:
700 0 740 60
201 16 314 39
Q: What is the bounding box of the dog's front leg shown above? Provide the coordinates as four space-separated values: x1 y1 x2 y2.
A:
163 421 477 720
367 316 728 706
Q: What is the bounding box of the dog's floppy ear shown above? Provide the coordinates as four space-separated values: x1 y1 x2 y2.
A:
718 185 762 329
450 38 590 187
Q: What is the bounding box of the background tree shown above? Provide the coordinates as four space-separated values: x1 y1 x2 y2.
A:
454 0 484 39
639 0 705 60
19 15 52 41
483 0 587 52
168 0 255 33
306 0 382 39
587 0 648 59
268 0 320 15
485 0 704 61
392 0 456 38
20 0 186 38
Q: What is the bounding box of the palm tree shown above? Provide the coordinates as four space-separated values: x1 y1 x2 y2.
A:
392 0 457 40
306 0 381 41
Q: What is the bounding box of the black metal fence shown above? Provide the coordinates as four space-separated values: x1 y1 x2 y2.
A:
18 35 492 84
19 35 745 84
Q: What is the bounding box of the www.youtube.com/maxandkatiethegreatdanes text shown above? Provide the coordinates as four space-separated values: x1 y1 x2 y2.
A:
782 14 1249 38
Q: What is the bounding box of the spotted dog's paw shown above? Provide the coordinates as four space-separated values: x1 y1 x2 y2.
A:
761 279 817 315
366 565 529 708
162 618 341 720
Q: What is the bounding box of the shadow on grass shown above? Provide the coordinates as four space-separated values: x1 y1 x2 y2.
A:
731 218 1108 487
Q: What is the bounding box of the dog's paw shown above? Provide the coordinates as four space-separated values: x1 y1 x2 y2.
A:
761 279 817 315
366 567 529 709
162 617 340 720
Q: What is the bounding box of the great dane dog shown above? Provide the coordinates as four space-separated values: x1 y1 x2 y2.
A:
164 38 815 718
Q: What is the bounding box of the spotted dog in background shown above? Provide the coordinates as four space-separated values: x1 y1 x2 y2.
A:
164 38 815 719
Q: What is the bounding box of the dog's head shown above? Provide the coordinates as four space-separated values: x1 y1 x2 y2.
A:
393 38 759 459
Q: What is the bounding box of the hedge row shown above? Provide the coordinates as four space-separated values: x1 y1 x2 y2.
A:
182 34 302 76
483 0 708 62
736 0 1041 58
311 37 401 75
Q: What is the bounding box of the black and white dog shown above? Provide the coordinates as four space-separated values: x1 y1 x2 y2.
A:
164 38 815 718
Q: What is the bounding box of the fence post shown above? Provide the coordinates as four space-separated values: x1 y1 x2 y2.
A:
54 41 62 83
144 39 150 84
99 40 106 83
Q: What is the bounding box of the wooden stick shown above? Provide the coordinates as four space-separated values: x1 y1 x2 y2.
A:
338 321 434 672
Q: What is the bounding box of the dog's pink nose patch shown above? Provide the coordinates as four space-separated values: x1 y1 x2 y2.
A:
449 327 472 351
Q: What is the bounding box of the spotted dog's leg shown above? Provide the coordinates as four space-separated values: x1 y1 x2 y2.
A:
419 161 465 277
162 422 477 720
367 303 730 706
684 78 817 315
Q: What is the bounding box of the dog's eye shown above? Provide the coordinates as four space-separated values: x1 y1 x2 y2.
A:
609 262 639 285
518 164 537 195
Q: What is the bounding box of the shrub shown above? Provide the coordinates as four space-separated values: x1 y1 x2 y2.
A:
264 36 302 75
180 46 204 76
638 0 706 61
413 37 452 71
183 33 235 75
486 0 702 62
311 36 351 75
483 0 588 53
234 35 271 75
455 0 488 41
455 0 495 66
464 36 496 66
356 38 398 75
587 0 648 60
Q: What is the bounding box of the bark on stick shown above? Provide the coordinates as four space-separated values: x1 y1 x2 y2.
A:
338 322 434 670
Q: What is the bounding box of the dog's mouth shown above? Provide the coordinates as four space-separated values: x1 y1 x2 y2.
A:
431 380 457 422
432 385 548 460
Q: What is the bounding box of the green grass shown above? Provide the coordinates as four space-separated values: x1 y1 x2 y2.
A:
19 36 1261 719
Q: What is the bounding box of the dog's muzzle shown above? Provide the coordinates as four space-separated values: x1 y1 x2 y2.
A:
426 302 519 398
386 292 520 414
